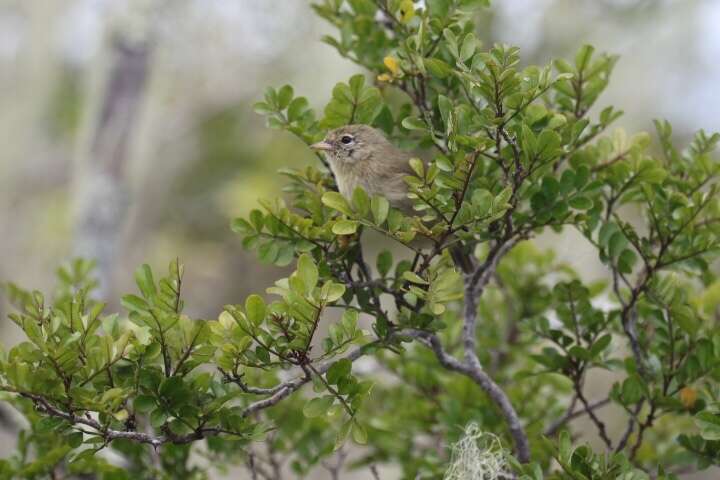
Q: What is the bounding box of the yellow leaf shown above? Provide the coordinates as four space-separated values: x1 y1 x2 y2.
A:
377 73 393 83
383 56 400 76
680 387 697 409
113 409 129 422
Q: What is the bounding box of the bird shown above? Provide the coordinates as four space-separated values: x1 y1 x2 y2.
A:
310 124 415 214
311 124 473 273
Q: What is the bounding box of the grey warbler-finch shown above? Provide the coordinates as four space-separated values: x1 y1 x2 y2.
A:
311 124 415 214
311 124 472 273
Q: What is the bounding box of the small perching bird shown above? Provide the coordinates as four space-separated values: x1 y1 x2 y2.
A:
311 124 472 273
311 124 416 215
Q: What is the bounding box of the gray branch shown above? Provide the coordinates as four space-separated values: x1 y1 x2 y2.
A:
406 329 530 463
444 235 531 462
545 397 611 436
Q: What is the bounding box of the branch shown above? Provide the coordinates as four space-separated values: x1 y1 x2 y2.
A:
468 237 519 296
573 379 613 448
630 402 657 460
5 325 529 462
615 401 643 452
592 148 631 172
2 335 384 450
545 397 611 436
461 236 519 366
16 390 206 447
405 329 530 463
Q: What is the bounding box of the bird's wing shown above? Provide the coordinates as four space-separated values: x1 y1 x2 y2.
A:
388 149 417 176
375 151 417 214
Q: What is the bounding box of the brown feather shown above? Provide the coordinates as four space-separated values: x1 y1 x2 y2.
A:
316 125 416 214
313 125 473 273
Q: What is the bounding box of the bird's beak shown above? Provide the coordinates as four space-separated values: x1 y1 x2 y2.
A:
310 141 333 151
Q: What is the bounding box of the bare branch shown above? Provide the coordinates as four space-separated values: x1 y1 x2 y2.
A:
405 329 530 463
465 237 519 366
321 449 348 480
573 378 613 449
545 397 611 436
615 401 643 452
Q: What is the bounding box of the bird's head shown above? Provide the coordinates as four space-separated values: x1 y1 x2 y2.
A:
310 124 392 165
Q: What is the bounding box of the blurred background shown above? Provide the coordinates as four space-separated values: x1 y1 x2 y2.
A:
0 0 718 477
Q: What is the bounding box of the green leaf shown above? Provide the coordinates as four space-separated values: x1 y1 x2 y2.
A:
134 395 156 413
322 281 346 302
621 375 644 404
250 210 264 231
332 220 359 235
253 101 273 115
437 95 453 125
135 264 156 298
297 254 319 294
150 408 168 428
541 177 560 202
673 304 699 335
231 218 253 234
303 395 335 418
575 44 595 72
617 249 637 274
569 196 593 210
558 431 572 463
371 196 390 225
472 189 493 214
568 345 590 361
608 231 627 259
403 271 428 284
341 309 358 335
122 294 149 313
637 167 667 184
287 96 310 121
427 0 450 16
695 411 720 441
493 186 512 212
277 85 294 109
459 33 478 62
401 116 427 131
425 58 452 78
66 432 84 448
589 334 612 358
335 420 352 450
245 294 267 326
349 75 365 97
377 250 393 277
258 241 280 264
322 192 353 216
327 359 352 385
352 187 371 217
409 158 425 178
351 420 368 444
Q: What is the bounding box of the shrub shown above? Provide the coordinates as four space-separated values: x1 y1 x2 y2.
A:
2 1 719 478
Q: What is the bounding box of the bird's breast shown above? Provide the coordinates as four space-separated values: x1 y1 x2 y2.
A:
330 160 369 199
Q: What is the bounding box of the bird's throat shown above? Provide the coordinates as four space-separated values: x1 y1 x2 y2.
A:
328 158 364 200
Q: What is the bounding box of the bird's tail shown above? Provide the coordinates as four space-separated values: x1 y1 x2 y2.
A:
450 244 473 274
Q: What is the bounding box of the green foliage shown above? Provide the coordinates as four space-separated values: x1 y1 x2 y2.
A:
2 1 720 479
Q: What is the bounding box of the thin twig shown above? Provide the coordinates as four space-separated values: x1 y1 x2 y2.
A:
573 378 613 448
545 397 611 436
615 401 643 452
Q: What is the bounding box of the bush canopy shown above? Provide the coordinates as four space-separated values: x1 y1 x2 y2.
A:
2 0 720 479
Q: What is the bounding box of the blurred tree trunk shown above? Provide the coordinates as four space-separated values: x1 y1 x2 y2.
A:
73 33 153 299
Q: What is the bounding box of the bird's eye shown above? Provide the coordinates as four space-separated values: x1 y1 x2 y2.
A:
340 135 353 144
